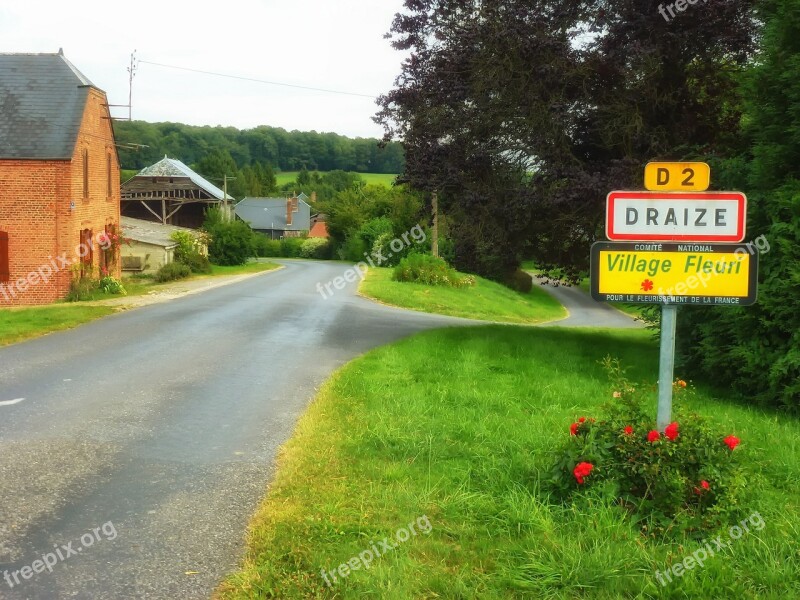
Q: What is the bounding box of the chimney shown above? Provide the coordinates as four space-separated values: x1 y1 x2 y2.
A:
310 191 317 203
286 199 293 226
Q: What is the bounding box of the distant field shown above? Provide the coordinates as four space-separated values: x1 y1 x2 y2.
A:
275 171 398 187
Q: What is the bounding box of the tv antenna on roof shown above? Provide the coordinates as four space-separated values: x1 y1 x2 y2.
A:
107 51 137 121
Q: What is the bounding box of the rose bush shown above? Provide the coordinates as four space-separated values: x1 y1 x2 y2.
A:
550 357 750 536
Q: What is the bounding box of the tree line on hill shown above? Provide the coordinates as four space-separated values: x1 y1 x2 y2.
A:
377 0 798 410
114 120 405 178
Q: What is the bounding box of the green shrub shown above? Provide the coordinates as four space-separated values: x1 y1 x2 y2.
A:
170 230 212 274
279 237 305 258
178 253 212 274
300 237 332 259
338 235 368 262
98 276 126 295
203 208 255 266
154 261 192 283
392 253 476 287
549 358 750 537
503 268 533 293
66 277 98 302
253 235 282 257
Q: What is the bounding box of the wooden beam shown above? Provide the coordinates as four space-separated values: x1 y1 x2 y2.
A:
139 201 162 221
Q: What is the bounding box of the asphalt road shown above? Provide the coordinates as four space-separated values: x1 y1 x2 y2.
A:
0 260 469 599
535 282 644 328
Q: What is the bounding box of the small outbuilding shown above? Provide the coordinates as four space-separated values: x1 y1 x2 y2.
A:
120 217 206 275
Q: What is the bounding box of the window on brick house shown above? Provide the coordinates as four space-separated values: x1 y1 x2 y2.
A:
83 149 89 198
0 231 9 283
107 153 113 197
80 228 93 278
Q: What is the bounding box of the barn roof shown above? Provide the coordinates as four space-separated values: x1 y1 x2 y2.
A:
134 156 234 201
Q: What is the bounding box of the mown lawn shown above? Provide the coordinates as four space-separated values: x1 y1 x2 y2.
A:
275 171 397 187
0 305 116 347
360 267 566 324
217 326 800 599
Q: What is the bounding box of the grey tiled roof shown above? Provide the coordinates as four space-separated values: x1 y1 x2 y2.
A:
0 51 95 159
136 157 234 200
121 217 197 248
234 197 311 231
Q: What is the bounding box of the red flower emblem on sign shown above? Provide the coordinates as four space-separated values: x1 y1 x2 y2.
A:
641 279 654 292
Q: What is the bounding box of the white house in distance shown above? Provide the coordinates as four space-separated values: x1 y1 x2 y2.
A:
120 217 206 274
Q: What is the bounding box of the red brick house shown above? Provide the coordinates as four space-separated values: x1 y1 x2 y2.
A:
0 50 120 305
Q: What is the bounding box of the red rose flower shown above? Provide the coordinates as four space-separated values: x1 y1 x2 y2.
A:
664 422 679 441
570 422 579 436
723 435 740 450
647 430 660 442
573 462 594 484
693 480 710 495
623 425 633 435
578 417 586 423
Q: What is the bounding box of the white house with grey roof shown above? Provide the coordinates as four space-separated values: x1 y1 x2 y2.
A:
234 196 311 238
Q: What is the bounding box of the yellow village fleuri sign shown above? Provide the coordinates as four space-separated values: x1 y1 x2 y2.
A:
590 242 758 305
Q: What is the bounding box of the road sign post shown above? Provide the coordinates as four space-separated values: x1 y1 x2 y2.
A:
591 163 755 431
657 305 677 431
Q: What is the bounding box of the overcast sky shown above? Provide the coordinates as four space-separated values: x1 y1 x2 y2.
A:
0 0 408 139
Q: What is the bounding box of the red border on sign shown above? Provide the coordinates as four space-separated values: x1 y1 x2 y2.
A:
605 191 747 242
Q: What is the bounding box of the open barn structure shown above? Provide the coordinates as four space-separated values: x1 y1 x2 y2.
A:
121 156 233 229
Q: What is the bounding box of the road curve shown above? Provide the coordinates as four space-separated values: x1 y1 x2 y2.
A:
0 260 470 599
535 281 644 328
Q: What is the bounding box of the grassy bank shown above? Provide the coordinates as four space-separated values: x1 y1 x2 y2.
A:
360 267 566 324
218 326 799 599
0 305 116 347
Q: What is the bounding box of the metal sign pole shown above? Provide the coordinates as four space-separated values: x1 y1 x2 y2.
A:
657 304 678 430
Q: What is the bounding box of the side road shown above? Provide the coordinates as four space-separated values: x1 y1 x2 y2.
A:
535 281 644 328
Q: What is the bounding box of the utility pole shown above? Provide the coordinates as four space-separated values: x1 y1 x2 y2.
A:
432 191 439 258
222 175 236 221
127 51 137 121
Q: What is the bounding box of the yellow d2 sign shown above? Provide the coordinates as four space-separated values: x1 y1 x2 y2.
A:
644 162 710 192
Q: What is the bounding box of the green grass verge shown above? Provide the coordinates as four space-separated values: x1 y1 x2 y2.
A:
275 171 398 187
71 262 282 302
0 305 116 346
208 262 280 276
218 326 800 599
359 267 566 324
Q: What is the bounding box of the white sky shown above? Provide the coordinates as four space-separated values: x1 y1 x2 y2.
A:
0 0 408 138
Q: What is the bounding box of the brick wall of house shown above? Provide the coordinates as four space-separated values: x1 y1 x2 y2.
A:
0 88 120 306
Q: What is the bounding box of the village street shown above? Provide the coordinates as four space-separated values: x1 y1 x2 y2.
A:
0 261 469 599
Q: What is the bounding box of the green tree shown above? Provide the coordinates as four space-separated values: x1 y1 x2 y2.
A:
377 0 757 282
297 165 311 187
675 0 800 409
